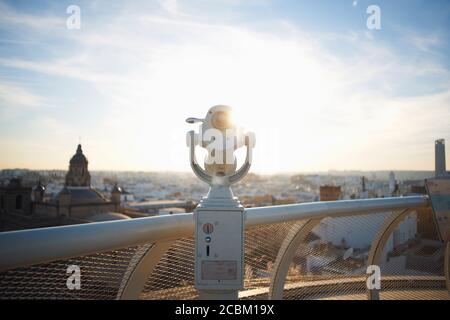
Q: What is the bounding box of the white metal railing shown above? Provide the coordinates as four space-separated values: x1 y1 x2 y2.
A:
0 196 428 272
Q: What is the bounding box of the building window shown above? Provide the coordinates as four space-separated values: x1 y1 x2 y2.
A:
15 195 23 210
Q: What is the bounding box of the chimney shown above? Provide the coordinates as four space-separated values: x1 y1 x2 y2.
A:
435 139 447 177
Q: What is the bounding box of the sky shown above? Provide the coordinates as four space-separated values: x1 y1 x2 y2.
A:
0 0 449 173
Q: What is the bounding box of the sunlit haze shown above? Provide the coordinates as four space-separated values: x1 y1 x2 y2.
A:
0 0 449 173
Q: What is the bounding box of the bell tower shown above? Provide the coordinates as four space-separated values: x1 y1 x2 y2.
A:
65 144 91 187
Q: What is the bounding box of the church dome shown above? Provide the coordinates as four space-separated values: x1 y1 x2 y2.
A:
65 144 91 187
70 144 88 165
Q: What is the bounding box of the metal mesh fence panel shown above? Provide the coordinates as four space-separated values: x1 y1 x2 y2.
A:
377 207 448 300
0 244 153 299
242 221 304 299
278 209 448 300
141 237 197 300
0 208 447 300
140 221 301 300
282 211 393 300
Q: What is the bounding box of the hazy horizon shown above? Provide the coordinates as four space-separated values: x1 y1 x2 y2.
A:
0 166 435 176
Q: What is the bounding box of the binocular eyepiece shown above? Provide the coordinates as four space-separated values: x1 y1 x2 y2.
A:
186 105 255 185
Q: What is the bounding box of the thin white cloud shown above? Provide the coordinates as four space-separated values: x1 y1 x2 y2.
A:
0 2 65 30
159 0 178 16
410 34 442 53
0 57 124 84
0 82 44 109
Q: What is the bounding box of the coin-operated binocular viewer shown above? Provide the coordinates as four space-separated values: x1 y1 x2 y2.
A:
186 105 256 300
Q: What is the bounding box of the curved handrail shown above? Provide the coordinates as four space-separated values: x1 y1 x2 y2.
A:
245 196 428 227
0 196 429 272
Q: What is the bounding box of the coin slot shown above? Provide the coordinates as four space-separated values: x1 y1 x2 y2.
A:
203 223 214 234
206 245 210 257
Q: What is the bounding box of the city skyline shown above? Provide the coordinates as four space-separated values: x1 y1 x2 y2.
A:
0 0 449 172
0 141 443 175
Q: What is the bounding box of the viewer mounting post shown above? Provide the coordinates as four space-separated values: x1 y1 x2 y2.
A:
186 105 255 300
